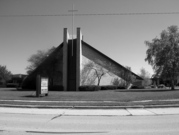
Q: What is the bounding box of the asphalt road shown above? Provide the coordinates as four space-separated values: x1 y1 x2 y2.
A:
0 110 179 135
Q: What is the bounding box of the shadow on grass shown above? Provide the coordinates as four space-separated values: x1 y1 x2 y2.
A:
115 89 179 92
0 88 36 92
22 92 48 98
0 88 17 91
23 95 37 98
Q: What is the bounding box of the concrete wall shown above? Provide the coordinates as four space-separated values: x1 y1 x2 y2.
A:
76 28 82 90
67 39 77 91
62 28 69 91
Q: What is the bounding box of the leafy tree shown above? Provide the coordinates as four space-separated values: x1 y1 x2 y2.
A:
26 47 56 74
138 68 151 86
0 65 12 83
145 25 179 90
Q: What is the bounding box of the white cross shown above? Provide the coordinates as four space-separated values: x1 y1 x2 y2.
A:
68 4 78 56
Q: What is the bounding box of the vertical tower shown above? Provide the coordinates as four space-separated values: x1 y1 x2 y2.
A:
62 27 82 91
62 28 69 91
76 27 83 90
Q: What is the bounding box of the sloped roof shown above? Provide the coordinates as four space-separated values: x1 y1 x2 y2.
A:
82 41 143 80
22 43 63 89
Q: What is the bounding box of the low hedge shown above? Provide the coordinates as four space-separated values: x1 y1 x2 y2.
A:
101 85 126 90
79 85 126 91
49 85 64 91
101 85 118 90
79 85 101 91
117 86 126 89
130 85 145 89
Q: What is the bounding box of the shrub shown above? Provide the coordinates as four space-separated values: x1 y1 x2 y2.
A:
49 85 64 91
100 85 126 90
131 85 145 89
100 85 118 90
117 86 126 89
79 85 101 91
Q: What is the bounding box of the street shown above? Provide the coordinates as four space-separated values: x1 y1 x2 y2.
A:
0 108 179 135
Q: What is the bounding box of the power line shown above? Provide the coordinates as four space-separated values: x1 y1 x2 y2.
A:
0 14 70 17
1 12 179 17
75 12 179 16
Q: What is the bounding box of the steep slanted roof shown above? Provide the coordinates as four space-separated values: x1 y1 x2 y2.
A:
22 43 64 89
82 41 143 80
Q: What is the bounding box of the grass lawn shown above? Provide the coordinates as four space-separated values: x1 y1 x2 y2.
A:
0 88 179 107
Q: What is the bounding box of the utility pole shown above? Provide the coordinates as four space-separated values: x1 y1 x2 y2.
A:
68 4 78 56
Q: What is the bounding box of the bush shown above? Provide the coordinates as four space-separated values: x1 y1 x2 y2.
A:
79 85 101 91
131 85 145 89
100 85 118 90
100 85 126 90
6 83 19 88
117 86 126 89
49 85 64 91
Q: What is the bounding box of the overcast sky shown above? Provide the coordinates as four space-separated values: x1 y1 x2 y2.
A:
1 0 179 76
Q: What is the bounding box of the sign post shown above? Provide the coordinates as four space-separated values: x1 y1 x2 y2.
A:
36 75 49 97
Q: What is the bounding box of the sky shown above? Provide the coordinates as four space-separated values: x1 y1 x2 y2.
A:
1 0 179 76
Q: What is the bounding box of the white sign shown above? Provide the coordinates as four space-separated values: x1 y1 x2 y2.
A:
41 78 48 94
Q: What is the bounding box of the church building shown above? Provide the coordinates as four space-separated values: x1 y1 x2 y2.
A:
22 28 143 91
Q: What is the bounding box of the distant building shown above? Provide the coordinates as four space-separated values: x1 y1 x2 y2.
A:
6 74 27 88
151 71 179 87
0 79 6 87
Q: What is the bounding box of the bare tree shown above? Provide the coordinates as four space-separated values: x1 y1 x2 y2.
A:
138 68 151 86
80 62 96 85
81 60 111 86
92 64 110 86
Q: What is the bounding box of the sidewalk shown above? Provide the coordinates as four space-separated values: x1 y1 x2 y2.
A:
0 106 179 116
1 99 179 116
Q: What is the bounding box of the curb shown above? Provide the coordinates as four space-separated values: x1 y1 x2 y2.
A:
1 99 179 109
1 103 179 109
